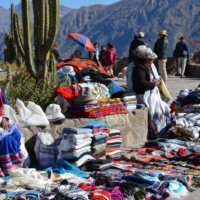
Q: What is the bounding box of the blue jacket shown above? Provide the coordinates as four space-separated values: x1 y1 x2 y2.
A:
174 41 190 58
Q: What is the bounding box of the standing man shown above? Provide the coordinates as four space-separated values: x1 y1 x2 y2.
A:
128 32 147 63
89 43 99 60
154 30 169 84
173 36 190 78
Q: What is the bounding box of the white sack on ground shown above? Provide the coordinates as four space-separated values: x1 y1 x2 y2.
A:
15 99 49 127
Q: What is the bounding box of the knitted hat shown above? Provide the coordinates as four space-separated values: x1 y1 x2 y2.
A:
138 32 144 37
133 45 157 59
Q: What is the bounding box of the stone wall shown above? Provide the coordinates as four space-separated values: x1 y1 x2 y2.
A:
22 108 148 162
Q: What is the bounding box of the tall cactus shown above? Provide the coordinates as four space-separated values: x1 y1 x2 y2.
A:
21 0 60 80
13 13 25 58
49 53 56 81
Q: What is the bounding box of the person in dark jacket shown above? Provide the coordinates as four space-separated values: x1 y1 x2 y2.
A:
128 32 148 63
50 43 64 63
154 30 169 84
173 36 190 78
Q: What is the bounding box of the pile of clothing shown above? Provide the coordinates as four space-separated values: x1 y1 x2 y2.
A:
81 121 109 160
111 89 137 112
68 98 127 118
106 129 122 155
58 127 94 167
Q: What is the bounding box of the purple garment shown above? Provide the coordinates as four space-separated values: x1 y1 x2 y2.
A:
106 186 124 200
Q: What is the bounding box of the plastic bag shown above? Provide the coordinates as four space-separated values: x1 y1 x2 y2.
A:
15 99 49 127
160 79 172 100
5 105 21 123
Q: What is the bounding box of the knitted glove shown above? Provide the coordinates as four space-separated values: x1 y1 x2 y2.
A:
134 188 148 200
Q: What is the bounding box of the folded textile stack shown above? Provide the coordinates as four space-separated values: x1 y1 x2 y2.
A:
85 159 112 171
81 121 109 159
106 129 122 155
58 127 94 167
68 98 127 118
121 95 137 112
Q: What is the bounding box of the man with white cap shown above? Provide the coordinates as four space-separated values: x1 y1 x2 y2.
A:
154 30 169 84
128 32 148 63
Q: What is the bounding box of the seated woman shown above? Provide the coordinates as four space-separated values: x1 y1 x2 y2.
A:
132 45 173 139
0 91 23 177
70 50 82 59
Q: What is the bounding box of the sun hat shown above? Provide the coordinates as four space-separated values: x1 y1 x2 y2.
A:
179 36 186 41
46 104 65 120
158 30 168 35
138 32 144 37
74 87 98 105
133 45 158 59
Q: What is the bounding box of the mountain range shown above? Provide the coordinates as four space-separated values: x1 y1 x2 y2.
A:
0 0 200 61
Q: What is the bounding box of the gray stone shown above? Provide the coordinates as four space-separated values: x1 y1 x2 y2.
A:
21 108 148 162
186 63 200 78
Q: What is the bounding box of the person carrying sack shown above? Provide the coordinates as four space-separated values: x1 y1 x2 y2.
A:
173 36 190 78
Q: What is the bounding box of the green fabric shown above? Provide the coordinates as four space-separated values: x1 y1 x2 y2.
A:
92 143 107 154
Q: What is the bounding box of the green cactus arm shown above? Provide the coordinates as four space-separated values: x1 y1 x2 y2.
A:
21 0 37 78
44 0 50 44
46 0 59 52
8 34 13 63
50 53 56 81
13 13 25 58
11 3 15 34
32 0 40 62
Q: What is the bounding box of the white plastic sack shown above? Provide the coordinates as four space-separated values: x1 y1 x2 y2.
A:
15 99 49 127
6 105 21 123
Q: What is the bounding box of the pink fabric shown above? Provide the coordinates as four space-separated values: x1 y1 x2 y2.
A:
104 48 117 66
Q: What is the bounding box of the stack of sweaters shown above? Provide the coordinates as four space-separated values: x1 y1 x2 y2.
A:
106 129 122 155
81 121 109 159
111 90 136 112
68 98 127 118
58 127 94 167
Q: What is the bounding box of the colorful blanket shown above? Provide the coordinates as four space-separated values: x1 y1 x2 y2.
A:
56 59 108 74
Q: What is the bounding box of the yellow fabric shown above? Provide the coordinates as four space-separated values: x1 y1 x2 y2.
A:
160 79 172 100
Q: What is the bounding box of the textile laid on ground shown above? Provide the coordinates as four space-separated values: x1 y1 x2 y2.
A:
68 98 127 118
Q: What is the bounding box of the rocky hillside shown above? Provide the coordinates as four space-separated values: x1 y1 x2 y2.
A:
0 0 200 60
57 0 200 58
0 3 72 59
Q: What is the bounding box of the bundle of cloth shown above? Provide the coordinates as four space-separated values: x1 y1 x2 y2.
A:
81 121 109 159
58 127 94 167
111 89 137 112
106 129 122 155
68 98 127 118
84 159 112 171
56 82 111 113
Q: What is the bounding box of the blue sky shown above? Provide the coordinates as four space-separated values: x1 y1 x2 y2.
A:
1 0 120 9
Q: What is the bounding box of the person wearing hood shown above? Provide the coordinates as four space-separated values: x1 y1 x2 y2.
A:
50 43 64 63
128 32 148 63
103 43 117 75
